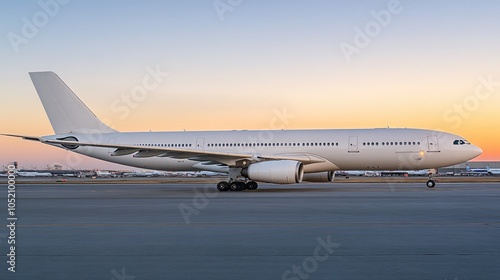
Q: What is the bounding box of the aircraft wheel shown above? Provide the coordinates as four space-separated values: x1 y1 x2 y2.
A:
229 182 241 191
246 181 258 190
426 180 436 188
217 181 229 192
239 182 247 191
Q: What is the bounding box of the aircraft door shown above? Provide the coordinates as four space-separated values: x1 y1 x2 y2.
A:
196 137 205 150
348 136 359 153
427 136 440 152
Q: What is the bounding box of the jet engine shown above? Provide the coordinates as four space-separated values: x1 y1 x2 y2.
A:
302 171 335 182
242 160 304 184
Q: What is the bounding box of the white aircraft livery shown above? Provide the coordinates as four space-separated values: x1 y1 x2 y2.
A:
3 72 483 190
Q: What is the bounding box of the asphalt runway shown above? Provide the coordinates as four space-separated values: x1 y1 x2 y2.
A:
1 182 499 280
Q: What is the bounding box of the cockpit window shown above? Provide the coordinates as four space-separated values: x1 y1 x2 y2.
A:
453 139 471 145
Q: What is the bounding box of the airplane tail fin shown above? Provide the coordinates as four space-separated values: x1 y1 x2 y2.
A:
465 164 470 171
29 72 117 134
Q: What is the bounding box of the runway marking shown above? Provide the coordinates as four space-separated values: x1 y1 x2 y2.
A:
17 222 500 227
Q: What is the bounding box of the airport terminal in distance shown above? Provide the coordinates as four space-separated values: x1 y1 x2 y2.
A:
2 160 499 181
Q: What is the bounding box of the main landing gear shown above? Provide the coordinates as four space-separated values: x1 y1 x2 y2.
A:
216 181 258 192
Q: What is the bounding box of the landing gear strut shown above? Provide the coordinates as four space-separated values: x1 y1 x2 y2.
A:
217 181 258 192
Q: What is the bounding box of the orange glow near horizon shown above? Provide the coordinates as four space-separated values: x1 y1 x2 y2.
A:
1 101 498 170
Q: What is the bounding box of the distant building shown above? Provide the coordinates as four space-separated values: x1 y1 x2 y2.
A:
440 161 500 174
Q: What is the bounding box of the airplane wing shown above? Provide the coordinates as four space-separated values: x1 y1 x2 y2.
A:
2 134 326 166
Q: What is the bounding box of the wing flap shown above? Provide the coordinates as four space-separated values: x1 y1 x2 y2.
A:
111 148 139 156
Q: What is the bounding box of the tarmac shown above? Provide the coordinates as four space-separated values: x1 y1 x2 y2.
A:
1 182 499 280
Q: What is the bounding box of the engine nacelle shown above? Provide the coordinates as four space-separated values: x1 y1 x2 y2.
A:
302 171 335 183
242 160 304 184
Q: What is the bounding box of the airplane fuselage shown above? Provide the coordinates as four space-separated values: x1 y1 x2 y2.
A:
45 128 481 174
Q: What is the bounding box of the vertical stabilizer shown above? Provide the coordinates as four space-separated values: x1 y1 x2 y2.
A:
29 72 117 134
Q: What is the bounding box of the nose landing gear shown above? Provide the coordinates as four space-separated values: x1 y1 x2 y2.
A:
426 179 436 188
426 173 436 188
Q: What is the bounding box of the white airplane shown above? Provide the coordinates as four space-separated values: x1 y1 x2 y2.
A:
16 170 53 177
463 164 489 176
381 169 432 177
2 72 483 190
339 170 366 177
487 166 500 175
363 171 380 177
95 170 113 177
123 170 164 177
196 171 225 177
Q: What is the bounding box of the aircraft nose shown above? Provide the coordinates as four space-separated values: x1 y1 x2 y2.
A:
470 145 483 159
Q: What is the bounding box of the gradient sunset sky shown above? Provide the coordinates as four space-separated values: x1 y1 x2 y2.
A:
1 0 499 170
